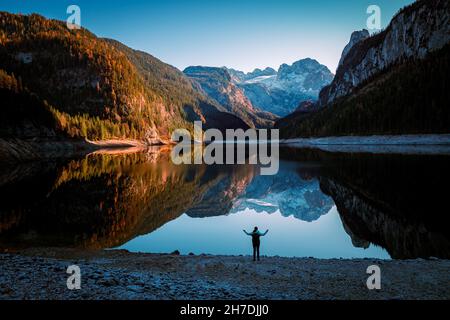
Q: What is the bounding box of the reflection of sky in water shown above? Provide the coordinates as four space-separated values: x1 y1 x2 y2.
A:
119 206 391 259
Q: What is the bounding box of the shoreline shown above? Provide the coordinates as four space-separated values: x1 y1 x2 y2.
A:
0 248 449 300
282 134 450 145
281 134 450 154
0 138 151 164
1 133 450 165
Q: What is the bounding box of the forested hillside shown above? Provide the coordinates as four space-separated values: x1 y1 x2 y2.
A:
105 39 249 132
277 44 450 137
0 12 247 144
0 69 60 138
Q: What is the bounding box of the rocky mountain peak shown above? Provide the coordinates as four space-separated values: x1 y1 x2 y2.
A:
320 0 450 107
337 29 370 68
278 58 321 79
248 67 277 79
221 59 333 116
183 66 277 128
225 67 277 82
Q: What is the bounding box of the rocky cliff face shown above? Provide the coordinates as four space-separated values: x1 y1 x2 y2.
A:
320 177 450 259
183 66 277 128
226 59 333 116
320 0 450 106
337 29 370 68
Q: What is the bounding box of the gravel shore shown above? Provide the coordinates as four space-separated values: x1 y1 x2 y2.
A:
0 248 449 300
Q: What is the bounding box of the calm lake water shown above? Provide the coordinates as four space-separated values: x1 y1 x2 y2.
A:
0 147 449 259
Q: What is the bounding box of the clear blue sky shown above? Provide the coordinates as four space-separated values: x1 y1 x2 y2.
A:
1 0 414 73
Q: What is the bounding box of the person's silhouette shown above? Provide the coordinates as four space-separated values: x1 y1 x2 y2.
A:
243 227 269 261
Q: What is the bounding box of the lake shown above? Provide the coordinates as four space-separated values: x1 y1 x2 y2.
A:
0 146 449 259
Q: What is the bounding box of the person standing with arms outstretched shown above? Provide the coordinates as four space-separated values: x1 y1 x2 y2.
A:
243 227 269 261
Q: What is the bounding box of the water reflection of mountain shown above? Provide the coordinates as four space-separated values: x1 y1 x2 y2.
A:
0 147 449 259
0 149 335 251
282 148 450 259
228 165 333 222
185 164 258 218
0 150 231 249
185 161 334 222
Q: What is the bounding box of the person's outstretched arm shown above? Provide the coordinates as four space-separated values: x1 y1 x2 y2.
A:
263 229 269 236
243 230 251 236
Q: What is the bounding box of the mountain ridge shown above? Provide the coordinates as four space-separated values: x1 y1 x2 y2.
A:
182 58 334 119
0 11 251 153
319 0 450 107
222 59 334 117
183 66 277 128
277 0 450 138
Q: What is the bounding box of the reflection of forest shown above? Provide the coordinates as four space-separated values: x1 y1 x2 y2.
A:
0 147 449 259
0 148 257 249
281 148 450 259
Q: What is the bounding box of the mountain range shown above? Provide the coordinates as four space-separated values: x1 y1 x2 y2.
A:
182 58 334 127
224 59 334 117
277 0 450 137
0 11 331 147
183 66 277 128
0 11 251 149
1 0 449 159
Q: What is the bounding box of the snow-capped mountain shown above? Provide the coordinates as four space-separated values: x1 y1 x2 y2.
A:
225 59 334 116
183 66 278 128
185 162 334 222
227 67 277 83
230 169 334 222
